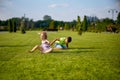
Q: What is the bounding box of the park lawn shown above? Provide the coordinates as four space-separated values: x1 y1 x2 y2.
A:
0 31 120 80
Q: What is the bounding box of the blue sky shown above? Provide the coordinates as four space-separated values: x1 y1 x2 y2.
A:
0 0 120 21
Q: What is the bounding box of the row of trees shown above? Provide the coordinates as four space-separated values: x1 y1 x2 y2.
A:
0 12 120 34
76 12 120 34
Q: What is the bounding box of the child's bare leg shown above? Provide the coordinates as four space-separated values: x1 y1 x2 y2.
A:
29 45 42 53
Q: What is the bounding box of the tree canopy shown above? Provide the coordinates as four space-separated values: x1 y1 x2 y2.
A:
43 15 52 21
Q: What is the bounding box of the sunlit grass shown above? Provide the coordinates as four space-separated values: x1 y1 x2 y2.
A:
0 31 120 80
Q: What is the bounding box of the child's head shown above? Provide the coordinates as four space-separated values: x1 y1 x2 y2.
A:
65 37 72 43
40 31 47 40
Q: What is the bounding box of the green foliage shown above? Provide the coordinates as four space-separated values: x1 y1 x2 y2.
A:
57 25 60 30
20 20 26 34
43 15 52 21
8 19 13 32
78 27 82 35
87 18 115 33
0 31 120 80
8 18 19 32
82 15 88 31
12 19 15 32
76 16 81 31
29 19 34 30
96 22 107 32
12 19 17 32
117 12 120 24
0 15 118 32
76 16 82 35
64 23 69 30
49 20 54 29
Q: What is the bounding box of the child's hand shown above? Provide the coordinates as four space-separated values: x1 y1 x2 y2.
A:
55 38 59 41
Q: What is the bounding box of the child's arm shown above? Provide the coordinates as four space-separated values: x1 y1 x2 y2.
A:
50 38 59 46
66 43 68 48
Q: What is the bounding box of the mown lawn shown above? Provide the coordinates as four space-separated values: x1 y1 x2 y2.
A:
0 31 120 80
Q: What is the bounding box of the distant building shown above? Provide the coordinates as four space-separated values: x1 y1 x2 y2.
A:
86 16 99 22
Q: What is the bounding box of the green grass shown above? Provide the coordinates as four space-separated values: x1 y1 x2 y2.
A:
0 31 120 80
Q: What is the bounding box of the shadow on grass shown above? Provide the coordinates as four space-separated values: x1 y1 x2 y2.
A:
0 45 31 47
69 47 101 49
52 47 100 54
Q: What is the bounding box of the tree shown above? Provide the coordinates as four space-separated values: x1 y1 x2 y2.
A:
71 20 76 31
43 15 52 21
8 18 21 32
8 19 13 32
76 16 82 35
64 23 69 30
49 20 54 29
82 15 88 31
29 19 34 30
20 18 26 34
12 19 17 32
76 16 81 31
117 12 120 24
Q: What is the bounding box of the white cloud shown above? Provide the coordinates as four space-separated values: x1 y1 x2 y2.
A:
48 4 57 8
48 3 69 8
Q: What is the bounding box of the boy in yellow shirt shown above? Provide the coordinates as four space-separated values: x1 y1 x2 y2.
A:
50 37 72 50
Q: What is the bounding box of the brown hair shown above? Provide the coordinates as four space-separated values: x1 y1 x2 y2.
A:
67 37 72 43
41 31 47 40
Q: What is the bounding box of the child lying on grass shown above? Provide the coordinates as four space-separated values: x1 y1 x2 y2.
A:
50 37 72 50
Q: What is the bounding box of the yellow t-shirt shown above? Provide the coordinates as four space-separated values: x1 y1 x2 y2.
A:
55 37 66 46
